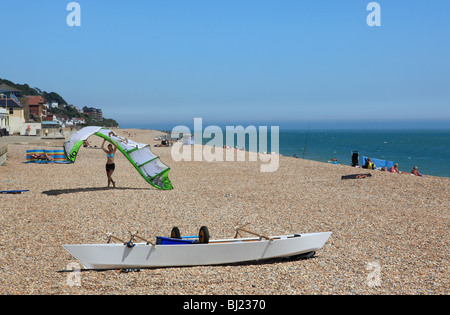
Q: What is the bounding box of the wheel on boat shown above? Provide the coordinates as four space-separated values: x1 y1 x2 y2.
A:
170 227 181 239
198 226 209 244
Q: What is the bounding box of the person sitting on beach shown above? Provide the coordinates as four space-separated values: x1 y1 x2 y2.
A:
389 163 400 173
411 166 423 177
363 158 376 170
31 153 53 161
159 140 169 147
83 140 92 148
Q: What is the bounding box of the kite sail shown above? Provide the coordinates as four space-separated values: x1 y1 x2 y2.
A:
64 126 173 190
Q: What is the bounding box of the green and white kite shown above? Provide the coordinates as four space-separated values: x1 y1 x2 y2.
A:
63 126 173 190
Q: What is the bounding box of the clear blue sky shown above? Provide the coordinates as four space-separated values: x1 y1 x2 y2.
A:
1 0 449 129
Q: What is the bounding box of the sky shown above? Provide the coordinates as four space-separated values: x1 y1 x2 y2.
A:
0 0 449 129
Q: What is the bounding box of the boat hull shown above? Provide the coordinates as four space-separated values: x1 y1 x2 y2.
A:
63 232 332 270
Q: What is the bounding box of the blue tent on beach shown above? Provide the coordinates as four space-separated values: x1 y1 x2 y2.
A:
362 156 394 170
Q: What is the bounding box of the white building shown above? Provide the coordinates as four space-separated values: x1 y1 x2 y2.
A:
0 107 10 135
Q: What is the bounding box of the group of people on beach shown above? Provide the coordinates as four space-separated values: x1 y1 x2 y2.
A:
363 157 423 176
72 128 429 190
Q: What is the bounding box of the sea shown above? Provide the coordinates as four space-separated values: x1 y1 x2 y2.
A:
275 129 450 178
126 124 450 178
202 129 450 178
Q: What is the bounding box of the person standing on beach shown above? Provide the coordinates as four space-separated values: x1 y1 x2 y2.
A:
102 138 117 188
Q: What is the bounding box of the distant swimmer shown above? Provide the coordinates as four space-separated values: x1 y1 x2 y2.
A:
102 138 118 188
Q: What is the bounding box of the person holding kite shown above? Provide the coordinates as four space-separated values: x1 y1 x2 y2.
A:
64 126 173 190
102 134 118 188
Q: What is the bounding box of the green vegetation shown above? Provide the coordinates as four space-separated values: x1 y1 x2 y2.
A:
0 78 68 105
0 78 119 127
47 106 119 127
84 117 119 128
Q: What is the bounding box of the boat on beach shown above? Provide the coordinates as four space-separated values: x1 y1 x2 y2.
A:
63 227 332 270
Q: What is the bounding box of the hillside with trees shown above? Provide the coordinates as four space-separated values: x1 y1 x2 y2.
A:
0 78 118 127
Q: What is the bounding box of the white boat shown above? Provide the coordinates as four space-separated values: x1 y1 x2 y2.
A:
63 231 332 270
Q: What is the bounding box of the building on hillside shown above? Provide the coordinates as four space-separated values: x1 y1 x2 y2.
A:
0 84 29 124
0 98 25 134
0 83 22 99
27 95 46 121
83 106 103 121
42 121 60 133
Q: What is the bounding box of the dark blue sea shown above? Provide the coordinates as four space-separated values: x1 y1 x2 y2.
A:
276 129 450 178
126 122 450 178
198 129 450 178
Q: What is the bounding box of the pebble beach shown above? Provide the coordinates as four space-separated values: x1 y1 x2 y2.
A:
0 128 448 295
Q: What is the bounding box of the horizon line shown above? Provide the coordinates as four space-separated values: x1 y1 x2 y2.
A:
118 119 450 131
